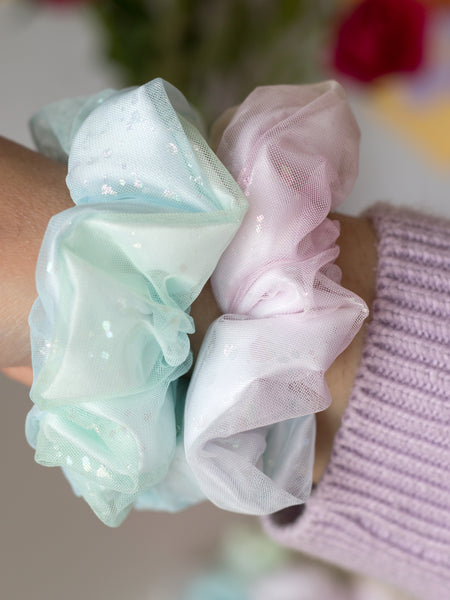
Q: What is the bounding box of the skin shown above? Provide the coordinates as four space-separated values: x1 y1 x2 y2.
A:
0 137 72 382
0 133 377 483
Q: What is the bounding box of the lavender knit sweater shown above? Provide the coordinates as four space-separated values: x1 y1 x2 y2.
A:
264 206 450 600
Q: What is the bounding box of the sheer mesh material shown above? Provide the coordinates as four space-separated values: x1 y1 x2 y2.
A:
27 78 368 525
27 79 247 526
184 81 368 513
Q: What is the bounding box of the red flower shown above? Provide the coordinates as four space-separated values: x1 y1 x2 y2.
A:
333 0 428 83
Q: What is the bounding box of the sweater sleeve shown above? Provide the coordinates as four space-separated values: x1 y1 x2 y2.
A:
263 205 450 600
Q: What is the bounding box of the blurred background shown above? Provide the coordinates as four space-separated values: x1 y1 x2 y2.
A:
2 0 450 598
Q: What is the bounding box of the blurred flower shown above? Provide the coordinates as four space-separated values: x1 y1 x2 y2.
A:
332 0 428 82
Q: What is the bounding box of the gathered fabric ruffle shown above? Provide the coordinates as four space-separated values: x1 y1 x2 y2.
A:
27 78 247 526
27 78 368 526
184 81 368 514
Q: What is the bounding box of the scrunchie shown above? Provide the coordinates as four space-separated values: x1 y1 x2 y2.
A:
26 79 247 526
27 78 368 526
184 81 368 514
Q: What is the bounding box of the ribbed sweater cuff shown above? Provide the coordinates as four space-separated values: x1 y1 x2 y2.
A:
263 206 450 600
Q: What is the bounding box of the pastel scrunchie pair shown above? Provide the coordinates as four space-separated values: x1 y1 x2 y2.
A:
27 78 367 527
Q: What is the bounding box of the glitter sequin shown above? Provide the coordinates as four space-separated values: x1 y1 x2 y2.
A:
256 213 264 233
96 466 109 479
82 456 92 472
102 321 114 339
101 184 116 196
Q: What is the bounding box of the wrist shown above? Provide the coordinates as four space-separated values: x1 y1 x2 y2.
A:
315 213 378 483
0 138 71 370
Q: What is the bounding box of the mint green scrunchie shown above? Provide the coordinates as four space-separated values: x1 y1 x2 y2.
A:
26 78 247 526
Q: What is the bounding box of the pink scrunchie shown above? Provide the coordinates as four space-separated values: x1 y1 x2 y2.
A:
184 81 368 515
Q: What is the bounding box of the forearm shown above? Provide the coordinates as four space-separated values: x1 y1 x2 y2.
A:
0 136 71 368
317 213 377 482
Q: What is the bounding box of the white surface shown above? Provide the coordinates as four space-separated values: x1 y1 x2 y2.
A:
0 2 117 146
344 94 450 219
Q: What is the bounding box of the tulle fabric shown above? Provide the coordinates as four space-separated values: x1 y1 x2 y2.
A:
27 79 247 526
27 78 368 525
184 81 369 513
